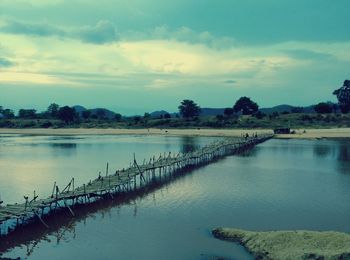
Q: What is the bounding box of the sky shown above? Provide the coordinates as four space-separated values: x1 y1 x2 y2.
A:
0 0 349 115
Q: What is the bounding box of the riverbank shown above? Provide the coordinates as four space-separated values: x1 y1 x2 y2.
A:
0 128 271 137
212 227 350 259
274 128 350 139
0 127 350 139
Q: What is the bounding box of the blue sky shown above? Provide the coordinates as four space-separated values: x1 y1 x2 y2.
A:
0 0 349 114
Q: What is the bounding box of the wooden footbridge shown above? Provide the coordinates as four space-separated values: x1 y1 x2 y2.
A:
0 134 273 237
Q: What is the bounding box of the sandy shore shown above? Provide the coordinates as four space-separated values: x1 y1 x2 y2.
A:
275 128 350 139
0 128 272 137
0 128 349 139
212 227 350 259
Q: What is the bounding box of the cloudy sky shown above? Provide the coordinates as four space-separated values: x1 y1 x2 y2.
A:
0 0 349 114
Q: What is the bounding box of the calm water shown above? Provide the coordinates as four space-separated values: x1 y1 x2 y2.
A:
0 136 350 259
0 134 220 204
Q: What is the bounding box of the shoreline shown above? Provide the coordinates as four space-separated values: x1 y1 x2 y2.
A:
0 127 350 139
0 128 272 137
212 227 350 259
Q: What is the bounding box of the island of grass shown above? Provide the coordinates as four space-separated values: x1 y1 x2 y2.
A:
212 227 350 259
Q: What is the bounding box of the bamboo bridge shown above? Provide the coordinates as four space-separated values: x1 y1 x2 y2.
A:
0 134 273 237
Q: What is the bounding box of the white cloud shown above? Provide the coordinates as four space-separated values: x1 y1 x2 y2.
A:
0 19 119 44
73 20 119 44
0 0 65 7
119 40 297 77
0 29 349 92
124 25 236 49
0 72 77 85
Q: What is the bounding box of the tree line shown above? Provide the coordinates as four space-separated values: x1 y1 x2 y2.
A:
0 79 349 124
178 79 350 118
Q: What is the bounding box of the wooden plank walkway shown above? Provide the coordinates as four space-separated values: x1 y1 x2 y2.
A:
0 134 273 236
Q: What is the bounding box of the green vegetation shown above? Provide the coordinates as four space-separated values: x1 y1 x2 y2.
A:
212 227 350 260
233 96 259 115
178 99 201 118
314 102 334 114
333 80 350 113
1 110 349 129
0 80 349 129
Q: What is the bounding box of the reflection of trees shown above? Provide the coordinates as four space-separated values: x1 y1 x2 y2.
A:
338 143 350 162
180 136 199 154
337 142 350 174
0 164 206 256
50 143 77 149
313 143 332 158
312 140 350 174
164 136 171 151
49 143 77 157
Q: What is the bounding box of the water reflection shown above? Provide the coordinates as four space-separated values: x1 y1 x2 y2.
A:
338 143 350 162
50 143 77 149
0 168 202 256
312 140 350 174
180 136 200 153
0 135 221 204
1 137 350 260
313 143 334 158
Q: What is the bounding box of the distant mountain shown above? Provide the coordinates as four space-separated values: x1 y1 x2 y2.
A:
89 108 116 119
200 108 225 116
150 110 169 118
260 105 315 114
150 108 226 117
197 105 318 116
72 105 117 119
260 104 293 114
72 105 87 116
72 102 331 119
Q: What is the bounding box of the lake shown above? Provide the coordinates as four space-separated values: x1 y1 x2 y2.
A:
0 135 350 259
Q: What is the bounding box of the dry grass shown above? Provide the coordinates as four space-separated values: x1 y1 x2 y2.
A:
212 227 350 260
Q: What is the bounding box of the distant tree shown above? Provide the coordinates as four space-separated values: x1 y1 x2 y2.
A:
41 121 53 128
291 107 304 113
114 113 122 121
332 103 339 113
82 110 91 120
300 114 313 121
0 106 3 113
333 80 350 113
164 113 171 119
254 111 266 119
216 115 224 121
96 109 106 119
178 99 201 118
2 109 15 119
143 113 150 125
223 108 234 117
18 109 37 119
233 97 259 115
133 116 141 123
269 112 279 119
314 102 333 114
58 106 76 123
47 103 60 118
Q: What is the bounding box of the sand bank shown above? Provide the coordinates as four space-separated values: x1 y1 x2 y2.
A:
0 128 271 137
0 128 349 139
212 227 350 260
